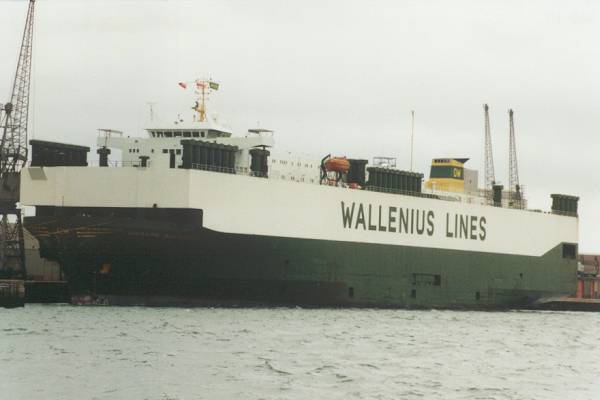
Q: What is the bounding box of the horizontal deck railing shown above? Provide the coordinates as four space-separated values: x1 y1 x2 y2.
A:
364 185 454 201
189 163 267 177
85 160 147 168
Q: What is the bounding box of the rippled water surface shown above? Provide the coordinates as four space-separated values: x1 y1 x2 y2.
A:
1 305 600 399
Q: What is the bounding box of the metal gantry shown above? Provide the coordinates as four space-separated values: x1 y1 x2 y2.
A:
0 0 36 278
483 104 496 204
508 109 522 209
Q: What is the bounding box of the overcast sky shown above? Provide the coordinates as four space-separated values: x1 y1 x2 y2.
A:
1 0 598 252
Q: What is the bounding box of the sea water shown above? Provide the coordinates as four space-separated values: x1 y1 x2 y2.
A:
1 305 599 399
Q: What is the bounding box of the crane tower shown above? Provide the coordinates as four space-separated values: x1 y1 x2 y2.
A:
483 104 496 204
508 109 522 209
0 0 36 278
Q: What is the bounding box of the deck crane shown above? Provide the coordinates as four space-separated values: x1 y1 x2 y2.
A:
0 0 36 278
508 109 522 209
483 104 496 204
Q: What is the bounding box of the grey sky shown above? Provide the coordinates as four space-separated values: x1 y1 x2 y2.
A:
1 0 598 251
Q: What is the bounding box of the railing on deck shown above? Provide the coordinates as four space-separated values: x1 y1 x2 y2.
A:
365 185 459 202
86 160 148 168
190 163 267 178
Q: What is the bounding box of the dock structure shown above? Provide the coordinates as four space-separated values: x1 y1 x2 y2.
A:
0 280 25 308
532 253 600 311
22 229 62 281
533 297 600 312
1 279 69 307
1 228 68 305
577 254 600 299
23 229 69 303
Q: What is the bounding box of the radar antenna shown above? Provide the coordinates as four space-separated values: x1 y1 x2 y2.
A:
483 104 496 205
0 0 35 278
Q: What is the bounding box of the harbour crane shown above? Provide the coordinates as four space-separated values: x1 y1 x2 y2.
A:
483 104 496 204
508 109 522 209
0 0 36 278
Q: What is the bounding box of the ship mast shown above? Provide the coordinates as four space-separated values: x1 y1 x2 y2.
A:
178 78 219 123
0 0 36 278
195 81 207 122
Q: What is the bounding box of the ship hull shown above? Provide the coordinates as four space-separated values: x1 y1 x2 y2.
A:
25 206 576 309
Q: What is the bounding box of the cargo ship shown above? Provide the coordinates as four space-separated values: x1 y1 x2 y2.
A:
20 80 580 308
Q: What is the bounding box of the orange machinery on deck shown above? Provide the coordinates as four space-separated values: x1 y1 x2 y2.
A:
324 157 350 173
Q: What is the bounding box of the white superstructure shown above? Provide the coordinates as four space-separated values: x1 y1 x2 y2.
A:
90 84 514 208
95 116 489 204
97 111 326 184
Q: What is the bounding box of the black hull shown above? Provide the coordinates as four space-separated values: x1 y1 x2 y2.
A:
25 206 576 309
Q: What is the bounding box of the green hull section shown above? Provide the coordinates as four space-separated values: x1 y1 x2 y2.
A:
25 208 577 309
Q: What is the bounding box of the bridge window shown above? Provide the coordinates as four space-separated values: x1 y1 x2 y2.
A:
192 132 199 137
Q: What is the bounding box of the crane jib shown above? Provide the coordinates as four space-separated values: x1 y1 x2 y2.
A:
0 0 36 279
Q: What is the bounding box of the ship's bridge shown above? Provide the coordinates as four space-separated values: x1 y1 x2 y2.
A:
144 116 233 139
96 116 275 173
